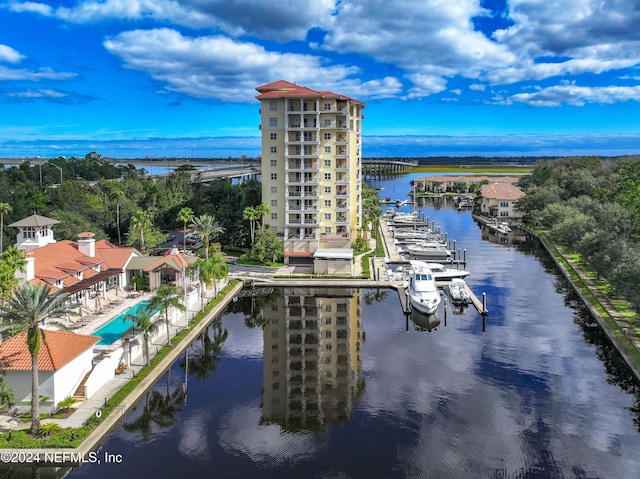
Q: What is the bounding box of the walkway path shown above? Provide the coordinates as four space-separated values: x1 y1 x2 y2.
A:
58 287 218 429
536 229 640 380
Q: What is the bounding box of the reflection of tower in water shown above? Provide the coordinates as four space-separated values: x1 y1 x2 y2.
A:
262 288 364 431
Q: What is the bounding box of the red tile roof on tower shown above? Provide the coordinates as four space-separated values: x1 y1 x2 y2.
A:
255 80 365 106
0 330 99 371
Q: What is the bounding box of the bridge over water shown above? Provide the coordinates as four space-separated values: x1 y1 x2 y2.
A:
152 158 418 183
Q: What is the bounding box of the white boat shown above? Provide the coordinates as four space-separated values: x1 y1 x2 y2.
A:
390 212 425 227
457 199 473 209
425 263 470 281
393 229 438 241
496 222 512 234
407 261 441 314
406 242 451 261
448 278 471 304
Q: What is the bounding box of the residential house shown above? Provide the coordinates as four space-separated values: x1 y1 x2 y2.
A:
0 330 99 409
479 183 525 219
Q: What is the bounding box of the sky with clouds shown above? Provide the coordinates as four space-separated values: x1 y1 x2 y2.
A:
2 0 640 158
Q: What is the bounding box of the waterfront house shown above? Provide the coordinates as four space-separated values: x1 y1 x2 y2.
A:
411 176 518 194
479 183 525 219
0 330 99 409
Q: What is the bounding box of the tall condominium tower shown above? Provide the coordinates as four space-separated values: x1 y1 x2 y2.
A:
256 81 365 268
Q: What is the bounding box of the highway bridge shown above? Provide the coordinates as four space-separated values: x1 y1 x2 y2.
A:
152 158 418 183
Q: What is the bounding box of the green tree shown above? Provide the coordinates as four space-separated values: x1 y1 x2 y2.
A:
147 284 185 345
130 210 153 252
0 247 27 306
255 202 271 231
110 186 126 245
190 214 224 260
243 206 260 244
208 255 229 297
177 207 193 251
0 356 15 410
0 284 70 434
245 229 283 264
121 308 159 366
0 202 11 253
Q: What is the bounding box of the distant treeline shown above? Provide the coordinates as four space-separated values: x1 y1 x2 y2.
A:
4 154 640 166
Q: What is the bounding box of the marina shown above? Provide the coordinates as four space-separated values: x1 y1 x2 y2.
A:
380 202 488 316
62 184 640 479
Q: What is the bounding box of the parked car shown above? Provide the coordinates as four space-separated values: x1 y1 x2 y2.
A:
182 236 199 245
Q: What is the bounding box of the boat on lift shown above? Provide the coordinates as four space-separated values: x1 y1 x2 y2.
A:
405 242 451 261
447 278 471 304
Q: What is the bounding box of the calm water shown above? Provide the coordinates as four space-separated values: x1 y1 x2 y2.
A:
34 174 640 478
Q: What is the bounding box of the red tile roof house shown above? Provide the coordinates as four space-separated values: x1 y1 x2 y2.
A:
9 214 141 304
0 330 99 410
479 183 525 219
3 214 145 408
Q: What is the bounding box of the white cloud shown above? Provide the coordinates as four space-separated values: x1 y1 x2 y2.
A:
12 0 334 42
485 57 640 85
6 1 52 16
103 28 396 102
323 0 515 83
3 88 69 99
502 84 640 107
7 0 640 103
0 65 77 81
0 44 25 64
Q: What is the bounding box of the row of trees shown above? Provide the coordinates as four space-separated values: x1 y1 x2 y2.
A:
0 153 263 253
515 156 640 311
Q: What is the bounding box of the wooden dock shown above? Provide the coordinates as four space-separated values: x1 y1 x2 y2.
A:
465 283 488 315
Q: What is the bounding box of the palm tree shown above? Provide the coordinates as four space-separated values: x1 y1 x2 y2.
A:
242 206 260 244
147 284 185 345
368 206 383 253
0 202 11 253
131 210 152 252
0 284 70 434
208 254 229 297
110 187 125 245
177 207 193 251
121 308 159 366
190 214 224 260
255 202 271 231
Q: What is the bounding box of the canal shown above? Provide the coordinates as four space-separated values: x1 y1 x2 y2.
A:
46 174 640 477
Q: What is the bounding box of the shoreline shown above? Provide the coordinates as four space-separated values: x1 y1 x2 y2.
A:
2 219 639 465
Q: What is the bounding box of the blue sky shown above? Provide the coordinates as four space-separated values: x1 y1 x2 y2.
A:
2 0 640 158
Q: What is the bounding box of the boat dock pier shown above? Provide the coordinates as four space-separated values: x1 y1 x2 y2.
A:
379 214 488 317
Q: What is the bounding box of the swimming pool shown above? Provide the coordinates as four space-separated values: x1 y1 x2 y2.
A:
93 301 155 346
